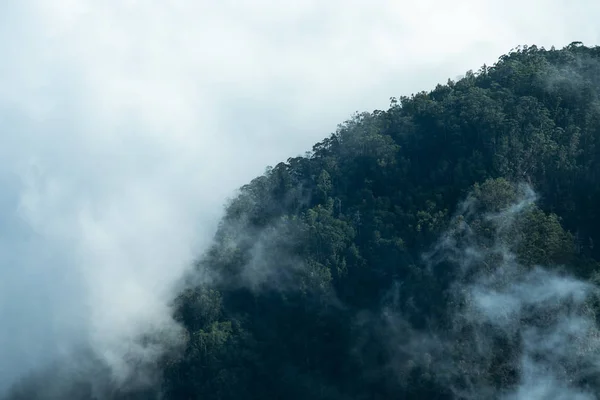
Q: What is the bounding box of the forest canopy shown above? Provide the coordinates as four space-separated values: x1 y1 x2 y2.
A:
7 42 600 400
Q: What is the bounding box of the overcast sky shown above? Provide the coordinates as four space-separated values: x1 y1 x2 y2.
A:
0 0 599 394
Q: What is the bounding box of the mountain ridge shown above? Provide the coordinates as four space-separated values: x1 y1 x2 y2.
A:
7 41 600 400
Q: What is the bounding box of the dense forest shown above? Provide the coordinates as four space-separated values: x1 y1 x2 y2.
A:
7 42 600 399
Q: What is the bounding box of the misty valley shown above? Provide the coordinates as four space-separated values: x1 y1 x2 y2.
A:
7 42 600 399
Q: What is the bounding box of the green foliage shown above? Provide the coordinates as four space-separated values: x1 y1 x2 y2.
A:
514 208 575 266
10 43 600 400
158 43 600 399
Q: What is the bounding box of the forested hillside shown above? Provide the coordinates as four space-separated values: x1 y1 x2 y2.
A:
8 42 600 399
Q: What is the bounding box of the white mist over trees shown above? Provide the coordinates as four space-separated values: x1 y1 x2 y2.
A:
2 2 600 399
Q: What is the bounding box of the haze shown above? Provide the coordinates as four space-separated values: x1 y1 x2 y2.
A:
0 0 599 394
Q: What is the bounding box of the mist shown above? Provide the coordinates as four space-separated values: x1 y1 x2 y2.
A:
378 182 600 399
1 0 600 397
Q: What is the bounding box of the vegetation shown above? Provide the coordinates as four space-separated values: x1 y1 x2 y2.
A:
8 42 600 399
160 42 600 399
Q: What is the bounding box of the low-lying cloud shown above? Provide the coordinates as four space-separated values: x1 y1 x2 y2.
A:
1 0 600 397
381 183 600 399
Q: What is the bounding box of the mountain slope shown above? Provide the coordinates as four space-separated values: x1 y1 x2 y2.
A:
163 42 600 400
7 42 600 400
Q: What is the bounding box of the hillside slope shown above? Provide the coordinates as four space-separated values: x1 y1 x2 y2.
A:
7 42 600 400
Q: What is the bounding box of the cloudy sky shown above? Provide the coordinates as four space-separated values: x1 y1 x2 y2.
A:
0 0 599 394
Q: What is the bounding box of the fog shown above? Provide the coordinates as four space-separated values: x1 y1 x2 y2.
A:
0 0 599 395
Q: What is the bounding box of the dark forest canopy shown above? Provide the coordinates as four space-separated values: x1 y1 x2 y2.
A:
8 42 600 399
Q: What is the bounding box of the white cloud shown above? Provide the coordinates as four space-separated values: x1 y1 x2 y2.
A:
0 0 599 394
